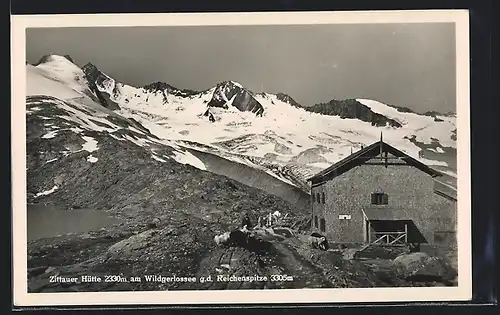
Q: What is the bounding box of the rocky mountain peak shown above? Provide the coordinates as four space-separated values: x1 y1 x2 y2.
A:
308 98 403 128
142 81 200 97
80 62 120 111
213 81 246 94
63 55 75 63
208 80 264 116
82 62 99 75
81 62 109 88
33 54 76 66
275 93 303 108
143 81 173 92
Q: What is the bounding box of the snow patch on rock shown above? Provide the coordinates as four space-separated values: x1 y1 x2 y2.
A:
87 155 98 163
81 136 99 152
34 185 59 198
172 150 206 170
42 130 59 139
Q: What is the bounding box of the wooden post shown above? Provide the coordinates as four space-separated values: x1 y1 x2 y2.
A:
404 223 408 243
367 221 371 243
380 132 383 162
363 219 366 243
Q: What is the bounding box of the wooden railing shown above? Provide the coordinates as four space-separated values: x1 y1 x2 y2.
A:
370 231 407 245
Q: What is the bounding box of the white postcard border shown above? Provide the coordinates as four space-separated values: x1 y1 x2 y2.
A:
11 10 472 306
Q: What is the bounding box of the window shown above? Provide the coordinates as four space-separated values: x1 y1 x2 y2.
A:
371 193 389 205
316 193 321 204
321 192 325 204
314 216 318 228
320 218 326 232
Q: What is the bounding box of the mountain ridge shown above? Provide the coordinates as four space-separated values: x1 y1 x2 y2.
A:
31 55 453 117
29 55 455 117
26 54 458 191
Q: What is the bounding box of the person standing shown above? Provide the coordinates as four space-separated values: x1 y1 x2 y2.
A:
241 212 252 229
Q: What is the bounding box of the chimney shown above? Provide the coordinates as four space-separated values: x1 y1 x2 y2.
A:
361 145 364 149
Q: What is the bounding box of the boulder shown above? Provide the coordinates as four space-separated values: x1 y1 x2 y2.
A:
272 227 295 238
342 248 359 260
147 217 161 229
307 235 328 251
392 252 457 281
356 245 409 260
107 229 157 258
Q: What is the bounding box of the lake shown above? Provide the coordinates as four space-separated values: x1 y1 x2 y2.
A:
27 203 122 241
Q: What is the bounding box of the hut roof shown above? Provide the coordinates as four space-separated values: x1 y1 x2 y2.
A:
307 139 443 184
362 207 412 221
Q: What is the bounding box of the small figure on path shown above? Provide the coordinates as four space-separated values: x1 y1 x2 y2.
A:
241 212 252 229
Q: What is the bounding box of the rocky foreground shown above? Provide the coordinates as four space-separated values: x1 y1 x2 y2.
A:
28 221 458 292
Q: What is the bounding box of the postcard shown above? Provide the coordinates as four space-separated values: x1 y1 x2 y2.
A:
11 10 471 306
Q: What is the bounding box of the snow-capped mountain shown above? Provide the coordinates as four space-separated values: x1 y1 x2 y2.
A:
26 55 208 175
26 55 457 195
26 55 315 210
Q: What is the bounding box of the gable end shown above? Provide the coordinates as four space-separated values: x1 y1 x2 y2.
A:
307 140 443 186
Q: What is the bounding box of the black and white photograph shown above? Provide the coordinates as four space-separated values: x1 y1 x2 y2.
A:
11 10 471 306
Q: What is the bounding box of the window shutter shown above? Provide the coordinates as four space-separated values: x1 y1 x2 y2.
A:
371 193 377 204
322 192 325 204
383 193 389 204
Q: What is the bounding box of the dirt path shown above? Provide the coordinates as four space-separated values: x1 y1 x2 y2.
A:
187 231 334 290
272 241 333 289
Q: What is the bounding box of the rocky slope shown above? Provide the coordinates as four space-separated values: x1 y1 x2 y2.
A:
305 98 403 128
26 94 305 222
26 92 313 293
